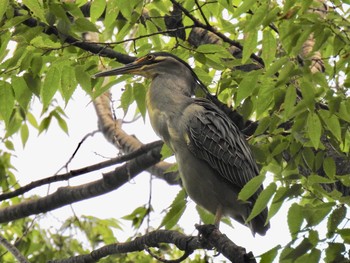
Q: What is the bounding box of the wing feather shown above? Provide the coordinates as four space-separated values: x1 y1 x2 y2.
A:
187 98 260 195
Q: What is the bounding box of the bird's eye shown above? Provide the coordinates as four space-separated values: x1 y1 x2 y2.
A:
147 54 154 61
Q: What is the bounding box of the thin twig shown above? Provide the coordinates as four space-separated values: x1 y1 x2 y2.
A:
55 130 99 175
194 0 211 27
84 26 194 46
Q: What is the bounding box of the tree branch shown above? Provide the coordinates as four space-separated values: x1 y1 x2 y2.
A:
48 226 256 263
93 92 179 185
0 141 163 202
0 234 29 263
0 145 162 223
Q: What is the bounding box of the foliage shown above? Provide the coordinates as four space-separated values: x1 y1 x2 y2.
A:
0 0 350 262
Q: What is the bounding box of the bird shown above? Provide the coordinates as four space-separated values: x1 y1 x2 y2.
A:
93 52 270 236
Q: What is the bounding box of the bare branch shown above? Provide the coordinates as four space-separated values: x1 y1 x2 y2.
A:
0 141 163 202
0 145 162 223
0 234 29 263
48 226 255 263
196 225 257 263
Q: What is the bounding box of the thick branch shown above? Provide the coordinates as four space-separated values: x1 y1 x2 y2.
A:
49 226 255 263
0 146 162 223
196 225 256 263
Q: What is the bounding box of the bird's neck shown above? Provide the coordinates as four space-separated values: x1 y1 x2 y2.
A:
146 74 194 142
147 74 194 114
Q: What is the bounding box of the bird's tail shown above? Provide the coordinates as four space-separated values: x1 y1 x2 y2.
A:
248 208 270 236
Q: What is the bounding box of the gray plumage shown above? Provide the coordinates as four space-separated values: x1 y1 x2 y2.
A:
94 52 270 236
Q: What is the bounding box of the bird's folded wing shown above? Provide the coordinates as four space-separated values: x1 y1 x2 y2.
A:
186 98 259 191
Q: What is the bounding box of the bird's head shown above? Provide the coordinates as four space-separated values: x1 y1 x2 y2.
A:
93 52 210 96
94 52 188 79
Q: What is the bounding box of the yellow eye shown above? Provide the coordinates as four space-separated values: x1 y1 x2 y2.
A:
147 54 154 61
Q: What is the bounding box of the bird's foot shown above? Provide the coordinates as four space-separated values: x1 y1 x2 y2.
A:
195 224 217 250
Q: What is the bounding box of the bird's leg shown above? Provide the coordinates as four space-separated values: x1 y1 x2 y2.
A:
214 205 223 228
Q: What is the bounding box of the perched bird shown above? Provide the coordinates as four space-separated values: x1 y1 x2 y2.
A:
94 52 270 236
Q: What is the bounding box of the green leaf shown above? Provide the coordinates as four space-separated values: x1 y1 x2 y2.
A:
74 18 100 33
276 61 295 87
233 0 257 18
0 0 8 20
307 174 335 185
242 30 257 64
160 144 173 160
52 111 69 134
122 206 149 229
196 205 215 225
300 80 315 108
90 0 106 22
30 55 43 76
0 81 15 127
283 85 297 120
246 182 276 223
196 44 232 58
5 140 14 151
325 243 346 262
20 123 29 147
27 112 38 129
299 248 321 263
30 35 61 49
288 203 304 238
336 229 350 243
238 174 265 201
11 76 32 110
120 85 134 114
236 72 258 104
327 205 346 238
282 238 313 261
41 67 60 109
245 3 268 32
303 203 334 227
323 157 336 179
75 65 91 94
159 189 187 229
60 65 77 104
38 115 52 134
265 57 289 77
319 110 342 141
23 0 47 23
267 185 302 221
262 29 277 68
307 112 322 149
133 83 146 119
259 245 281 263
117 0 133 20
103 1 118 28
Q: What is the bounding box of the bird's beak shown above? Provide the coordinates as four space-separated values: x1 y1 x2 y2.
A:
93 57 149 78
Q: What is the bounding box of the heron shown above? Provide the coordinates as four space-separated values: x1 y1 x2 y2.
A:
93 52 270 236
